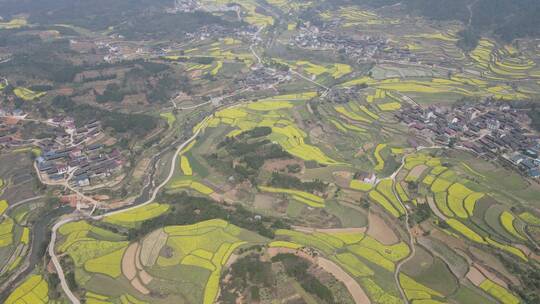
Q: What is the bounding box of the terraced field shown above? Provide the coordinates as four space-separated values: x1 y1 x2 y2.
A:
272 228 410 304
5 275 49 304
13 87 46 101
54 218 266 304
2 1 540 303
103 203 169 228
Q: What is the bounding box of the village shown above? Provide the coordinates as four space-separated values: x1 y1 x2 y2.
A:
0 107 126 189
291 20 416 63
396 100 540 178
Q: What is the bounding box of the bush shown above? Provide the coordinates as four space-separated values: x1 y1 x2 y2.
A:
268 172 327 193
127 192 290 240
271 254 335 303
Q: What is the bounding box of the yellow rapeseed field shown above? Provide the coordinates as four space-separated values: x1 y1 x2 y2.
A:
350 180 373 192
519 212 540 225
377 102 401 111
446 219 486 244
374 143 387 171
335 106 372 123
369 190 400 217
180 156 193 176
479 279 520 304
485 237 527 261
104 203 169 227
5 275 48 304
259 186 325 208
14 87 46 101
0 199 8 215
335 252 374 277
84 247 127 278
268 240 303 249
400 273 443 301
500 211 526 240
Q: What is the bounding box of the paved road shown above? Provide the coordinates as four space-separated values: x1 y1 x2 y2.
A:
48 216 83 304
47 112 212 303
0 205 72 302
93 116 210 219
380 145 442 304
6 195 45 211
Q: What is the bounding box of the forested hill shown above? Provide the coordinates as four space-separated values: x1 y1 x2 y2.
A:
353 0 540 42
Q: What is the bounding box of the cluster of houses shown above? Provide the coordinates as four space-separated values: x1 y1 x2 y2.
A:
48 116 101 145
34 118 125 187
243 65 291 89
396 101 540 178
37 144 124 187
291 22 416 63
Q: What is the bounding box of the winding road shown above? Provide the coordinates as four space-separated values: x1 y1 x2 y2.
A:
46 111 212 303
381 146 442 303
42 34 274 300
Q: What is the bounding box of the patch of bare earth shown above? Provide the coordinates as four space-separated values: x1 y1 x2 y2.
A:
262 158 304 173
469 247 520 285
130 277 150 295
309 126 324 140
122 242 138 281
333 171 354 188
408 165 428 180
140 228 168 267
54 88 74 95
224 253 240 268
253 194 276 209
102 137 117 146
135 245 154 285
466 266 486 286
133 158 151 179
92 195 110 201
429 229 468 252
222 187 239 201
474 263 508 288
139 270 153 286
367 212 399 245
515 244 540 263
122 241 156 295
122 93 148 106
339 189 364 204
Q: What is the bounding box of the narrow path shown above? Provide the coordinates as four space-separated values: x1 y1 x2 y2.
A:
47 117 209 303
93 116 209 219
6 195 45 211
466 0 479 27
392 176 415 304
385 154 415 303
250 27 263 65
384 146 442 303
46 101 222 302
289 69 330 92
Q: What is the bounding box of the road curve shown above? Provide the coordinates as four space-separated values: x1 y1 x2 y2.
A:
47 115 211 303
6 195 45 211
48 217 83 304
94 115 210 219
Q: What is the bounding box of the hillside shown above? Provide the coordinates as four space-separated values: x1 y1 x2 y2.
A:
354 0 540 42
0 1 539 303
